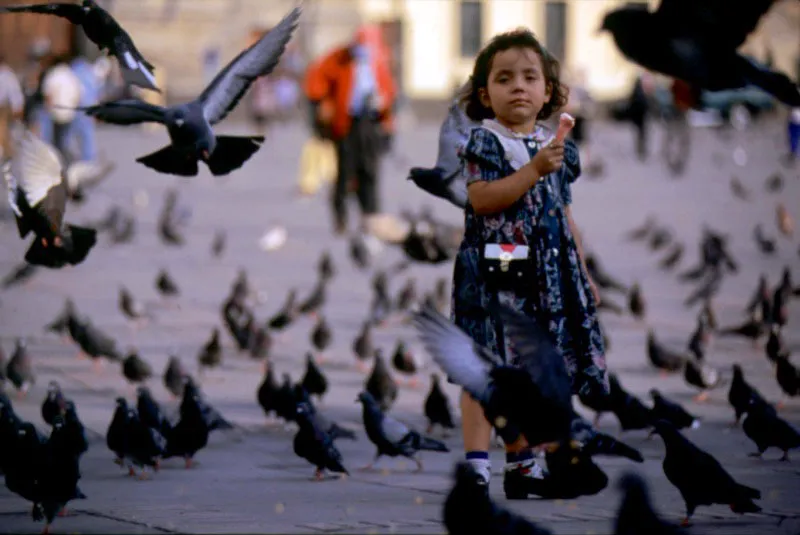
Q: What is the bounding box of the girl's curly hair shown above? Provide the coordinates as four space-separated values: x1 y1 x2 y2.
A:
459 28 569 122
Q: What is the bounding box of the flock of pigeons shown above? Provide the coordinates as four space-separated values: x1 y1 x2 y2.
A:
0 0 799 534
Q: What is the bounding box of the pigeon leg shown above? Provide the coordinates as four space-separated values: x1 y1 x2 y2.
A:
92 359 104 374
405 376 421 390
128 466 137 477
57 508 68 517
693 391 709 403
426 424 434 435
313 469 325 481
358 454 381 472
659 370 670 378
184 456 194 469
137 468 150 480
356 360 369 373
412 457 424 473
41 523 50 535
780 451 790 462
113 457 123 466
316 352 327 365
777 399 786 411
154 459 161 471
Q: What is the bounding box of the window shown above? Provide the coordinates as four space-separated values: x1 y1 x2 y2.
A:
545 1 567 63
459 0 482 57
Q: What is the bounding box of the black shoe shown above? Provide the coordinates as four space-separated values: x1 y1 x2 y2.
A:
474 473 490 498
502 459 550 500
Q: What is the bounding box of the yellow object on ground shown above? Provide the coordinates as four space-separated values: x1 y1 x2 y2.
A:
297 135 336 196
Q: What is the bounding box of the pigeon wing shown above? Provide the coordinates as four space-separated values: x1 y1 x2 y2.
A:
82 99 168 125
11 130 66 231
0 3 85 24
656 0 778 49
2 160 25 225
494 304 573 412
379 414 411 444
413 304 500 405
199 6 301 125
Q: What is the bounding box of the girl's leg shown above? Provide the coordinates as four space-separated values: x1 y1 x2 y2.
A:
460 390 493 483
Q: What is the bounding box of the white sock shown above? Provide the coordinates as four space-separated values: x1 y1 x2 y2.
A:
466 457 492 483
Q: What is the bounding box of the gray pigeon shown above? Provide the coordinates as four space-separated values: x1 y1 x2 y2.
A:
356 390 448 472
77 6 301 177
407 81 476 208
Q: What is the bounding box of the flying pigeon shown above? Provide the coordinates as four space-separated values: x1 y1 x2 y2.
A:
3 130 96 268
77 6 302 177
600 0 800 106
0 0 160 91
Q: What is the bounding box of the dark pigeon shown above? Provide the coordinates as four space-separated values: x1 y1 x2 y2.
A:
600 0 800 105
0 0 159 91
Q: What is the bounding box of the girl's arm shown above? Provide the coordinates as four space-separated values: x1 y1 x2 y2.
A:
467 165 540 215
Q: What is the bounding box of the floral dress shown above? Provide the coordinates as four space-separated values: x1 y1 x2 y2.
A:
451 121 609 400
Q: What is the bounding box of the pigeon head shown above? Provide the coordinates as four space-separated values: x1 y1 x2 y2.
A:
114 397 128 409
648 389 661 401
136 385 150 398
295 401 312 417
46 380 60 395
732 364 743 380
17 422 39 443
652 419 683 444
599 6 648 34
51 414 66 430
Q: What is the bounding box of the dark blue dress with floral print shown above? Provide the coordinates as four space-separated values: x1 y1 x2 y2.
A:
451 123 609 399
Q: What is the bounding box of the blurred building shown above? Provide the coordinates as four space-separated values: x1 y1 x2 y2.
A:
15 0 791 110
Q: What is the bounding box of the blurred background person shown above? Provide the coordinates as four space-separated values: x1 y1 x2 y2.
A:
0 53 24 162
564 67 598 173
304 25 397 236
612 69 657 161
70 54 103 162
39 52 82 162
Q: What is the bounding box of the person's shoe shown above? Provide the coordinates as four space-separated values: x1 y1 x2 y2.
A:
474 472 490 498
502 458 550 500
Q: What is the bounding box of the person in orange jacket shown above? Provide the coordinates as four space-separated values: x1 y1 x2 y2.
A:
304 25 397 235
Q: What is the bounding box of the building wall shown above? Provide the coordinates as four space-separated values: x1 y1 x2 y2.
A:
105 0 798 106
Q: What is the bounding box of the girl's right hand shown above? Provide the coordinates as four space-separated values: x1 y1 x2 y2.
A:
530 142 564 177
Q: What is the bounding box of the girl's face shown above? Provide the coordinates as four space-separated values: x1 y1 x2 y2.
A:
479 47 551 132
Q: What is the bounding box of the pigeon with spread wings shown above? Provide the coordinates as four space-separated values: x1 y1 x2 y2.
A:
0 0 159 92
412 303 574 448
600 0 800 106
78 5 301 177
3 131 96 268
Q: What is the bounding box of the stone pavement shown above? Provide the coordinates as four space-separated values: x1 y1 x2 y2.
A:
0 116 799 534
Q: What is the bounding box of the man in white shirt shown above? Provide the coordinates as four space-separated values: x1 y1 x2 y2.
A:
41 54 82 161
0 54 24 161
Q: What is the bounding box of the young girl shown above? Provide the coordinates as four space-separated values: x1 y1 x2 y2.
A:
451 28 608 499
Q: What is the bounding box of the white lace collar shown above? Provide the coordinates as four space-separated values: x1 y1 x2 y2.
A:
480 119 551 170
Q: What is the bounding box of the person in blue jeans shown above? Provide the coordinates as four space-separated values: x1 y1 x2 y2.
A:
70 55 101 161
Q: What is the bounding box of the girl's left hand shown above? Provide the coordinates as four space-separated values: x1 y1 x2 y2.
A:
589 278 601 305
